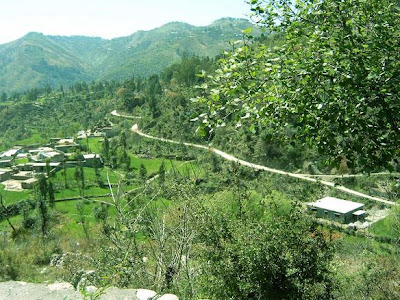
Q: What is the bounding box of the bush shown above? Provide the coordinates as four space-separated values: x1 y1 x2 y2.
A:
196 201 337 299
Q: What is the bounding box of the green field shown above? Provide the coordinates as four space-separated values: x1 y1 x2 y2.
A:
0 185 31 205
79 137 103 153
370 216 394 239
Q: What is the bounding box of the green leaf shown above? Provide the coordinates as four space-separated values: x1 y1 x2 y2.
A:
242 28 253 35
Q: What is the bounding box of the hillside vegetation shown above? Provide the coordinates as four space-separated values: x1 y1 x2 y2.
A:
0 18 259 93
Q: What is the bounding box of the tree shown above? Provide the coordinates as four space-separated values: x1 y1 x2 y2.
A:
48 181 55 208
45 159 52 178
102 137 110 163
196 197 336 299
120 150 130 171
0 92 7 102
158 161 166 185
37 175 48 200
62 158 68 188
139 163 148 184
120 132 127 149
197 0 400 171
37 195 49 238
74 166 85 196
0 195 16 232
76 201 90 242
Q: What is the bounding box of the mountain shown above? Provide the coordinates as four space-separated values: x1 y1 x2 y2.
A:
0 18 259 93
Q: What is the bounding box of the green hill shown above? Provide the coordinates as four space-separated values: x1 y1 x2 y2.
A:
0 18 259 93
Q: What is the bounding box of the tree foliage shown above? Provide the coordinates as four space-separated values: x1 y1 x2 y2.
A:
197 0 400 171
197 196 336 299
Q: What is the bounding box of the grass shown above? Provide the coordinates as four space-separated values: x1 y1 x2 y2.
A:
14 158 29 165
0 215 22 231
55 199 114 238
54 186 111 200
79 137 103 154
12 132 47 147
370 216 394 238
0 101 12 107
53 166 120 184
0 185 31 205
129 153 202 176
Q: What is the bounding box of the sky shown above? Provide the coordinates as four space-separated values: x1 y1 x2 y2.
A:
0 0 251 44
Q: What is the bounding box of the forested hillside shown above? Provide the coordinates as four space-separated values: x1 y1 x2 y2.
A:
0 18 259 93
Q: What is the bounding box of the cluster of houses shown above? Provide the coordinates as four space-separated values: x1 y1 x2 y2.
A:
76 122 118 140
0 121 120 191
0 136 103 191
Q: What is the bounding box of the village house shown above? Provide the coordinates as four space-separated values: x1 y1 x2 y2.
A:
0 157 13 167
77 130 104 139
28 147 54 156
55 143 79 153
0 168 13 182
101 127 119 138
37 150 64 162
82 154 103 167
12 171 34 180
16 162 61 173
307 197 367 224
21 177 38 189
0 147 22 159
51 138 80 153
0 147 22 167
28 147 64 163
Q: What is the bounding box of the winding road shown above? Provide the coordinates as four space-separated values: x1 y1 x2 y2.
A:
112 111 396 206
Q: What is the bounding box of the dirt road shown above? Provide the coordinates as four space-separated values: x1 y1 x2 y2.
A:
114 112 396 205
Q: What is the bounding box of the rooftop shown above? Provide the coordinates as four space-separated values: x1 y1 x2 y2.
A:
23 178 38 184
29 147 55 153
0 157 13 162
83 154 99 159
57 138 75 145
38 151 63 157
0 148 21 158
308 197 364 214
0 168 13 175
32 162 61 167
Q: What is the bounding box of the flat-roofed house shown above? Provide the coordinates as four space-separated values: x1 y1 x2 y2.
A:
0 147 22 167
22 178 38 189
307 196 367 224
0 168 13 182
37 150 64 162
53 138 80 153
0 157 13 167
82 154 103 167
31 162 61 173
102 127 119 138
0 148 22 159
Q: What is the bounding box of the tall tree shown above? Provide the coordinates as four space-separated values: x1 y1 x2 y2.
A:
158 161 166 185
139 163 148 184
48 181 55 208
198 0 400 171
0 92 7 102
102 136 110 163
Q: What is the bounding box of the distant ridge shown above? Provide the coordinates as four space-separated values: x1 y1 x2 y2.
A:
0 18 259 93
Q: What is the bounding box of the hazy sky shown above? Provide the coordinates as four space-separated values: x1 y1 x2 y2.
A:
0 0 251 44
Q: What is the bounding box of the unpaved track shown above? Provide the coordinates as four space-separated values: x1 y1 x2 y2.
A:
111 110 141 119
114 112 396 206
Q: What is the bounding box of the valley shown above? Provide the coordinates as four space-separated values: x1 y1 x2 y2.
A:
1 2 400 299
